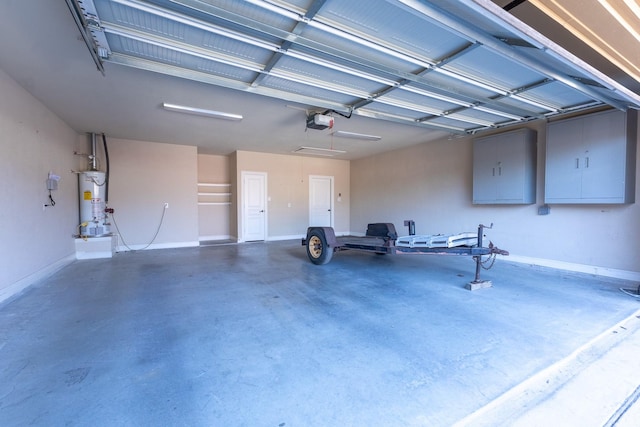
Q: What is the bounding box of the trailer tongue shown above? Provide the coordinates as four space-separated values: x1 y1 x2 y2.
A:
302 222 508 290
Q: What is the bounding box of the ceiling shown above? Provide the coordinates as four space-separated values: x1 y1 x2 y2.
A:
1 0 639 160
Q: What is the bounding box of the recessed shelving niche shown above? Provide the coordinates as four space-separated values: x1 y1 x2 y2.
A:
197 183 231 206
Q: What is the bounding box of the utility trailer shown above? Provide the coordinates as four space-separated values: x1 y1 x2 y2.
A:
302 222 509 290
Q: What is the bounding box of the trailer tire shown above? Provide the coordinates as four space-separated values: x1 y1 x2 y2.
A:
306 229 333 265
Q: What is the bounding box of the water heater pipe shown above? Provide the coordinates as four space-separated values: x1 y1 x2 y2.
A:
90 133 98 171
102 133 110 204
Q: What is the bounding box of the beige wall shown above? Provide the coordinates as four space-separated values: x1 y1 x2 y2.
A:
197 154 231 240
234 151 350 241
351 120 640 278
0 68 79 301
103 138 199 249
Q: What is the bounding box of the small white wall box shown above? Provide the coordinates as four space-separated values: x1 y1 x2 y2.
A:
47 172 60 190
396 232 478 248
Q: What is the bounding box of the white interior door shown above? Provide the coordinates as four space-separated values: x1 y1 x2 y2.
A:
242 172 267 241
309 175 333 227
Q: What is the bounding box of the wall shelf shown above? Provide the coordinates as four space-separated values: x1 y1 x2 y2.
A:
198 183 232 206
198 192 231 196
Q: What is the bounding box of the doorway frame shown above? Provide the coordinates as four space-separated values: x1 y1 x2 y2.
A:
241 171 268 242
309 175 334 228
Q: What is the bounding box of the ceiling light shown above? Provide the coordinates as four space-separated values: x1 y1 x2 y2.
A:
293 146 346 157
162 103 243 120
330 131 381 141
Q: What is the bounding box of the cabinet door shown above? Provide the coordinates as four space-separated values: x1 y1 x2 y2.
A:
496 133 526 202
581 111 626 200
472 138 498 203
545 118 583 201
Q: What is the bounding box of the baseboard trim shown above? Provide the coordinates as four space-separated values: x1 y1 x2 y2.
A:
199 235 232 241
0 254 76 305
267 234 305 242
507 255 640 281
116 241 200 252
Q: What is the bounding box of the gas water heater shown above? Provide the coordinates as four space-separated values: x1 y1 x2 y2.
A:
78 133 111 237
78 170 110 236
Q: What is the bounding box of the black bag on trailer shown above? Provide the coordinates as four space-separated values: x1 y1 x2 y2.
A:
366 223 397 240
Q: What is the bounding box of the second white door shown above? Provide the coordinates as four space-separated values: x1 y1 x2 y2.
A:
309 175 333 227
242 171 267 241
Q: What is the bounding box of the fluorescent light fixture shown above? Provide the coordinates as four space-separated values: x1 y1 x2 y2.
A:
330 130 381 141
293 146 346 157
162 103 243 120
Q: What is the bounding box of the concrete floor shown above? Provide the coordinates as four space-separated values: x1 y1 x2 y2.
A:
0 240 639 426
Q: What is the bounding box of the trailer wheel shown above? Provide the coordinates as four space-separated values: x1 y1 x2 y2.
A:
306 229 333 265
